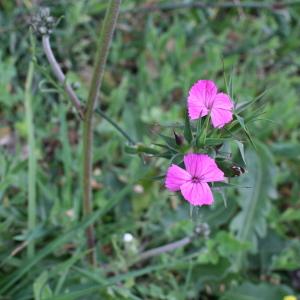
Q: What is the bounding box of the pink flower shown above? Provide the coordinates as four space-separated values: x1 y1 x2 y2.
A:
187 80 234 128
165 153 224 206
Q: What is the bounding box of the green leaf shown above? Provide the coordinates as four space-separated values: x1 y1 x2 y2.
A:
191 258 231 285
280 208 300 222
221 282 293 300
271 142 300 160
0 185 132 295
271 240 300 270
0 51 19 108
0 212 100 295
215 231 250 260
230 141 276 270
33 271 53 300
48 257 195 300
197 196 238 228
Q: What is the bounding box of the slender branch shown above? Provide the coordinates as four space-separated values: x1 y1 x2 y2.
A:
95 108 136 145
42 35 84 118
137 237 192 262
83 0 121 266
129 224 209 265
41 34 134 149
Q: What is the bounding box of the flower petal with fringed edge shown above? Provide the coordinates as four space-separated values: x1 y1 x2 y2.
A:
165 153 225 206
187 80 234 128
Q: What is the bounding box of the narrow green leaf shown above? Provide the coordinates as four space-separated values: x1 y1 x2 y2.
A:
0 185 131 294
33 271 53 300
235 115 255 148
184 110 192 143
235 89 269 114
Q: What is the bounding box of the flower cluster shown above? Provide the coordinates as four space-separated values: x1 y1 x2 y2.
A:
165 80 234 206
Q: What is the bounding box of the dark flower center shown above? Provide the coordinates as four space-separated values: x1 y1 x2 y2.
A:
191 176 201 183
206 103 213 110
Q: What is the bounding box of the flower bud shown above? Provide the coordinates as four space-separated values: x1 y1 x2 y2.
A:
123 233 139 256
173 131 184 146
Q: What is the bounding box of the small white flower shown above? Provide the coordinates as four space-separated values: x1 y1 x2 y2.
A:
123 233 133 243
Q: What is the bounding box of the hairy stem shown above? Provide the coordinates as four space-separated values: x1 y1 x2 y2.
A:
83 0 121 266
42 37 133 145
42 35 84 118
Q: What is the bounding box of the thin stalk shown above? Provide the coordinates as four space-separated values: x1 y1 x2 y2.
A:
59 105 73 208
199 114 211 147
136 237 192 263
126 226 207 267
195 117 202 148
42 35 84 118
25 59 36 258
95 108 135 145
83 0 121 266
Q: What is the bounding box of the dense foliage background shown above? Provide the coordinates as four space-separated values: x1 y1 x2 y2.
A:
1 1 300 299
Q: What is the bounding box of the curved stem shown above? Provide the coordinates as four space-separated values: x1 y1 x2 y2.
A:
42 36 134 145
83 0 121 266
42 35 84 118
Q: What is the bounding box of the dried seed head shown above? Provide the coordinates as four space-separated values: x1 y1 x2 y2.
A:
194 223 210 238
31 7 56 36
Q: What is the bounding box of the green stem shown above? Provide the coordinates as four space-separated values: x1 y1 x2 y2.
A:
25 59 36 258
82 0 121 266
203 114 211 143
59 105 73 208
195 117 202 148
199 114 211 148
95 108 135 145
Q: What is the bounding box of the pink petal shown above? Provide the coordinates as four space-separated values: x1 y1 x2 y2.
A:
184 153 204 177
180 181 214 206
184 154 225 181
213 92 233 110
165 164 191 192
187 102 208 120
187 80 217 120
211 107 233 128
199 155 225 182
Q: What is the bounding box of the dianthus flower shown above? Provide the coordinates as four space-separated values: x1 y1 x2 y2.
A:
165 153 224 206
188 80 233 128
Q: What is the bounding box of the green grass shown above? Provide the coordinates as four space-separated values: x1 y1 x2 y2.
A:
1 1 300 299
